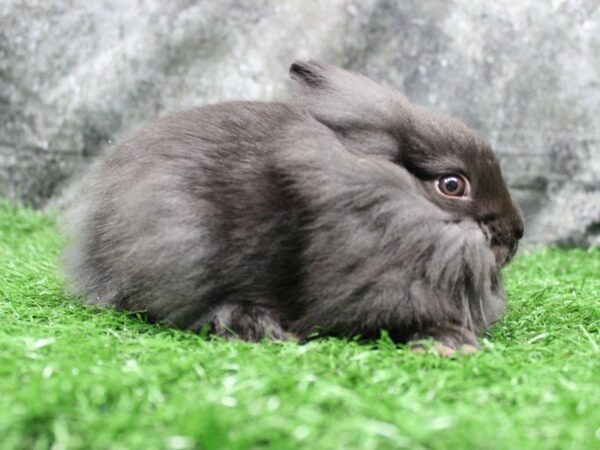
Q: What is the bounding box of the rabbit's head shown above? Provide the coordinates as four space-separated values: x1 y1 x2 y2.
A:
290 60 524 268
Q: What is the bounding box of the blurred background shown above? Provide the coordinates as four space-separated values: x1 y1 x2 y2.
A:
1 0 598 246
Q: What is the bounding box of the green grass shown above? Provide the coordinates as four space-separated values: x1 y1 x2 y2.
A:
1 203 599 450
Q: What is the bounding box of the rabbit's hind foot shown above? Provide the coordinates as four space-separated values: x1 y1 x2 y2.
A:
200 303 296 342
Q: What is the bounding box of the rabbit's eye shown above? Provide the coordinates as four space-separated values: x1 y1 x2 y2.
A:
436 174 469 198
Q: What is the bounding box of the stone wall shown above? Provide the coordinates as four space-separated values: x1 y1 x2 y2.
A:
1 0 599 245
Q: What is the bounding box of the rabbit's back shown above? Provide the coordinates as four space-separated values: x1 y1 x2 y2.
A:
65 102 324 328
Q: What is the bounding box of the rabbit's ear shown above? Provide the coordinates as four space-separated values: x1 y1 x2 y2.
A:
289 60 390 98
289 61 411 159
289 60 410 130
289 60 329 88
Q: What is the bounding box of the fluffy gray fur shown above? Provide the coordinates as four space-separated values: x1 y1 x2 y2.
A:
64 61 524 349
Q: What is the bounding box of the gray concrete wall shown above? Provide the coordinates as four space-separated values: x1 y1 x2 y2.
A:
1 0 599 245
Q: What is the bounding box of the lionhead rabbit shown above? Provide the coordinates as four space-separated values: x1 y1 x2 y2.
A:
65 61 524 352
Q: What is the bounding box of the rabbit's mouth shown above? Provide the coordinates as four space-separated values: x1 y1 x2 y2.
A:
479 221 520 268
491 241 518 268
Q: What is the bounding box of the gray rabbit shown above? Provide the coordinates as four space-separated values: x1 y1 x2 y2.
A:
64 61 524 352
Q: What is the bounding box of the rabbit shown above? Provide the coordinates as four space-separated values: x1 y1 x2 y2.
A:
64 60 524 352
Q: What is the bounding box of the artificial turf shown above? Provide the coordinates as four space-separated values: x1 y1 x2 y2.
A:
0 202 599 450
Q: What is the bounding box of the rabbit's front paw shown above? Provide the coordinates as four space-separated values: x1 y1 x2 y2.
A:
409 322 479 356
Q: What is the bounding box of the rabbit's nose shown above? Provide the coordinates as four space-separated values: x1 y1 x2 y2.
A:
513 221 524 240
512 205 525 240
